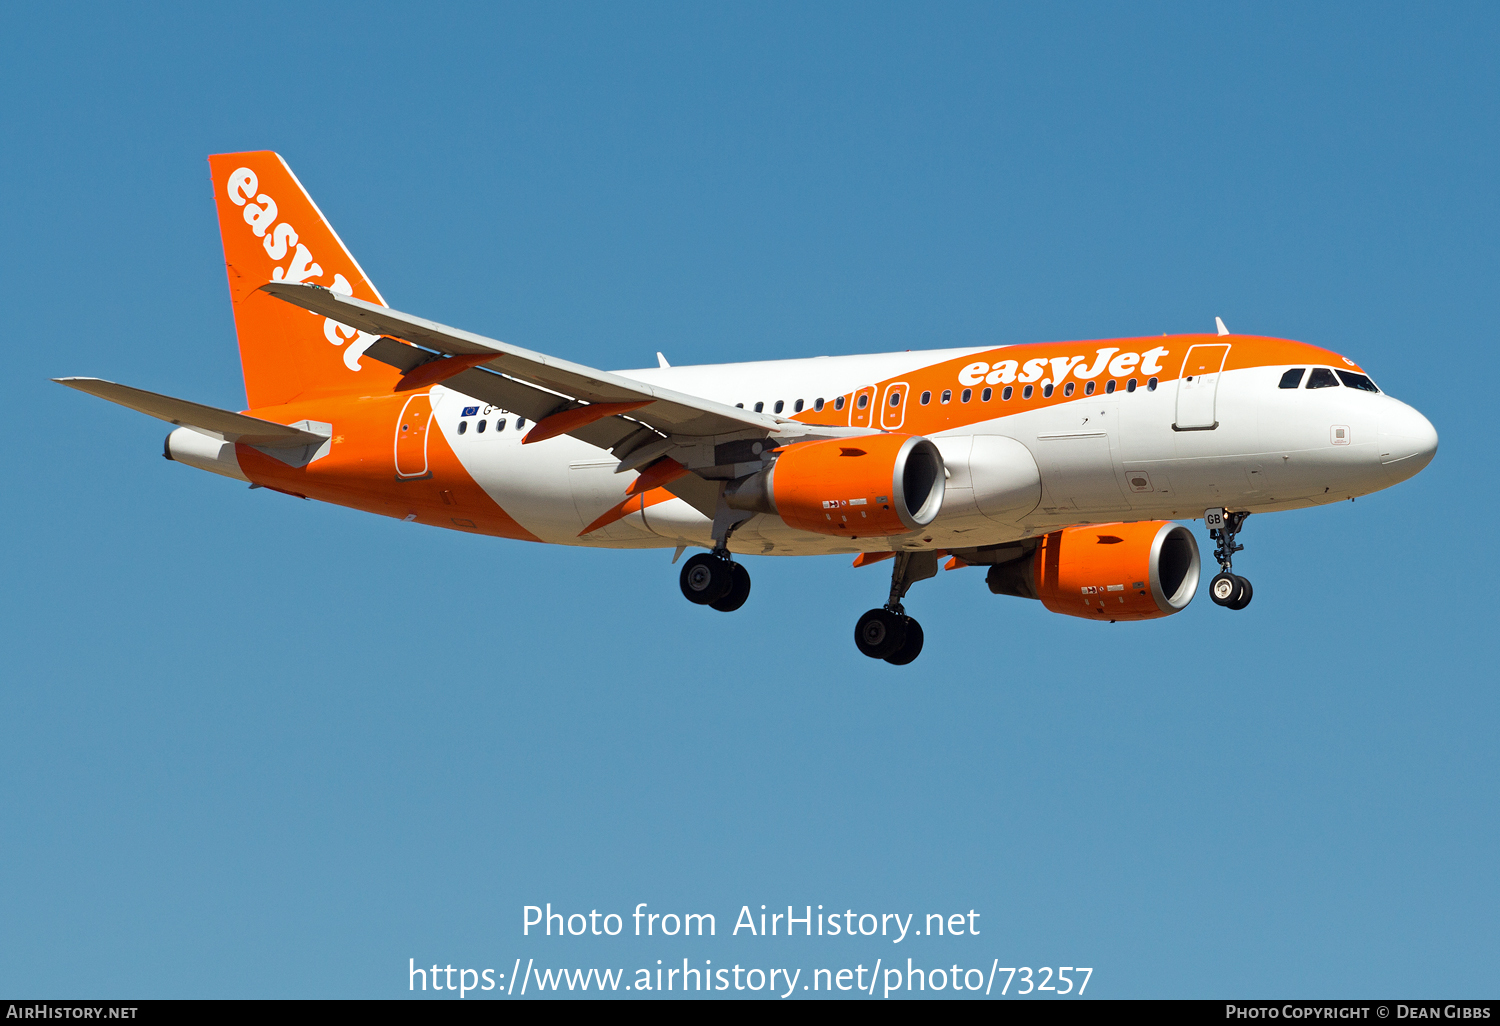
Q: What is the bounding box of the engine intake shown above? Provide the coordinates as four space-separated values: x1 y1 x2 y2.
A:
986 520 1200 620
724 434 945 538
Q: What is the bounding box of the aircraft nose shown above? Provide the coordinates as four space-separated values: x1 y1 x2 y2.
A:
1378 401 1438 484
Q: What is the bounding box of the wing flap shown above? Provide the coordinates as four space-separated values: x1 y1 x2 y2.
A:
260 282 780 438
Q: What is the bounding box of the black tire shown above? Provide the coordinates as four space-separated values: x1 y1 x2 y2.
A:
709 562 752 612
1209 571 1239 607
680 553 732 605
884 617 925 665
1228 575 1253 610
854 608 907 659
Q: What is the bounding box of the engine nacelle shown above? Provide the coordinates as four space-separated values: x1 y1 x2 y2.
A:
724 434 945 538
986 520 1200 620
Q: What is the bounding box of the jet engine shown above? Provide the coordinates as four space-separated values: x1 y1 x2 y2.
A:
724 433 945 538
986 520 1200 620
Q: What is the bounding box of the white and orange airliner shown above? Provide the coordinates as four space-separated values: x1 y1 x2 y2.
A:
57 152 1439 664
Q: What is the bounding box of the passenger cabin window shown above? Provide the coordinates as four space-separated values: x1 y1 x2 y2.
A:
1042 383 1054 398
835 396 846 411
476 419 486 433
1105 379 1116 394
736 402 744 408
1147 377 1158 391
794 399 804 412
1084 381 1095 396
496 418 506 431
857 394 869 409
1022 384 1034 399
1126 378 1137 392
457 421 467 434
961 388 971 402
981 386 992 401
754 401 764 412
940 389 952 404
814 398 825 411
1002 385 1013 400
889 391 902 406
516 418 526 428
1337 370 1380 392
1063 382 1075 396
1306 368 1339 388
920 391 932 405
1279 368 1306 389
773 400 784 414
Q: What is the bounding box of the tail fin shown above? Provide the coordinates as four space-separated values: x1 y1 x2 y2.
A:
208 151 402 408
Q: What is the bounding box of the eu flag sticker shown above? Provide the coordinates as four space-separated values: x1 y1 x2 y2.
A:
462 406 479 417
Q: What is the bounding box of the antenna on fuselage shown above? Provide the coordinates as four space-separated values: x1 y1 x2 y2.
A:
1215 317 1230 336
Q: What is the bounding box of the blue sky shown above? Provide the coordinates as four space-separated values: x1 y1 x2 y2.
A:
1 2 1495 999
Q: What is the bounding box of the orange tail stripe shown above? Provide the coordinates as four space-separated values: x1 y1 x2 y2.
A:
523 400 652 445
579 486 677 537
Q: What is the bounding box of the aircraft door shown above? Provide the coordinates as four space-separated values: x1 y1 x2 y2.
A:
395 393 434 479
880 382 908 430
850 386 876 428
1174 344 1230 430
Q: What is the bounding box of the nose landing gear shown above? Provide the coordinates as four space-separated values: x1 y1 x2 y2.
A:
855 550 937 664
1205 507 1253 610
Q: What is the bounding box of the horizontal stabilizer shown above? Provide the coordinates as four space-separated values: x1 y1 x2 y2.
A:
53 377 328 448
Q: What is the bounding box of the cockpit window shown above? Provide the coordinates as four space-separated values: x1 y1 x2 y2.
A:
1336 370 1380 392
1279 368 1305 389
1306 367 1339 389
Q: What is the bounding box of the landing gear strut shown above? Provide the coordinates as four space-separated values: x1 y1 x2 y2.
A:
1205 507 1253 611
855 551 936 665
681 499 754 612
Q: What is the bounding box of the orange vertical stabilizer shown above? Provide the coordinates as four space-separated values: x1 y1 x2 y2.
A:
208 151 403 409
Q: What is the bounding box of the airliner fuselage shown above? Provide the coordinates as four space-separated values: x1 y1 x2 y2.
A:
57 151 1438 664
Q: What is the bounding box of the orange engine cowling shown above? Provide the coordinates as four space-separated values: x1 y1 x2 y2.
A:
723 434 945 538
986 521 1200 620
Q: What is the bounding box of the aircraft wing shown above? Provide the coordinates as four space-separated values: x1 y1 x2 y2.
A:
260 282 786 452
53 377 328 447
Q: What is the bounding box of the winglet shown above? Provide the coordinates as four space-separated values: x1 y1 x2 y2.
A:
1215 316 1230 336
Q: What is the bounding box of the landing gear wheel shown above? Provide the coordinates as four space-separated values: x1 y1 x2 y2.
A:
1207 509 1255 610
680 553 732 605
854 608 908 660
709 562 752 612
1210 572 1239 607
1227 575 1253 611
883 617 924 665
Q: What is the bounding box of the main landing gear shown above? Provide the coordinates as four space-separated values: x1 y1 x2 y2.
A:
1205 507 1253 611
855 551 938 665
679 551 751 612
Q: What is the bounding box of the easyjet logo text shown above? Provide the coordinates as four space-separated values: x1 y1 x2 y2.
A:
957 346 1172 389
226 167 380 372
